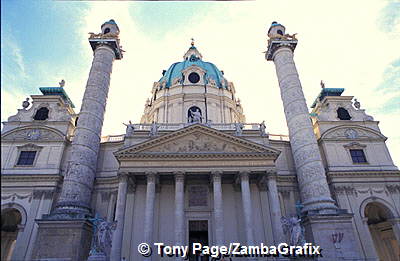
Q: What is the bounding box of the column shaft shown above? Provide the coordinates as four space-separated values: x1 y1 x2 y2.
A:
240 172 255 246
144 173 156 246
55 45 116 215
271 46 336 213
174 173 185 247
267 175 285 244
110 174 129 261
213 172 224 246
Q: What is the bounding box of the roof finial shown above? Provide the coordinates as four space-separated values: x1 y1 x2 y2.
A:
320 80 325 89
191 38 194 47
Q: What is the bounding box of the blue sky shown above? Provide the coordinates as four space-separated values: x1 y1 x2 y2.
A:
1 0 399 164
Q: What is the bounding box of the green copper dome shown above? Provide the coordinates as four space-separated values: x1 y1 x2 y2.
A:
158 45 227 89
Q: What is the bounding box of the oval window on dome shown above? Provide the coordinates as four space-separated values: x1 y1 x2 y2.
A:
188 72 200 84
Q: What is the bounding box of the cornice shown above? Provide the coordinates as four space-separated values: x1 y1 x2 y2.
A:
1 174 62 182
118 152 278 160
327 170 400 179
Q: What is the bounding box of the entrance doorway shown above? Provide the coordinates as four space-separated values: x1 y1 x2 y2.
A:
365 202 400 261
188 220 208 261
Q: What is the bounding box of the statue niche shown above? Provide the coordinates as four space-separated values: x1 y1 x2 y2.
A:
188 106 203 123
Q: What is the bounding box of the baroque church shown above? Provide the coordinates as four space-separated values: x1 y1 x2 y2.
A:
1 20 400 261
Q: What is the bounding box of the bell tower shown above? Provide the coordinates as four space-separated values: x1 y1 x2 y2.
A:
33 19 123 261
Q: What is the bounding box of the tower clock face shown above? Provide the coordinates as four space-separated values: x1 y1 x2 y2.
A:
188 72 200 84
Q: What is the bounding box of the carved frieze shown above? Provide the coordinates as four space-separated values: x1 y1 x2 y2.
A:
2 127 64 142
147 133 249 153
323 127 384 141
386 185 400 194
333 186 357 196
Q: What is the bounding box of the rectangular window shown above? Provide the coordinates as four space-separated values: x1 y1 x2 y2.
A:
17 151 37 166
350 149 367 163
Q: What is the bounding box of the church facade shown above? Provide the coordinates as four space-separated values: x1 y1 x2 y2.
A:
1 20 400 261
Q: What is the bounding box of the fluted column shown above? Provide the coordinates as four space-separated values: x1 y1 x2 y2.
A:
266 172 285 244
239 171 255 246
212 171 224 246
174 172 185 250
111 173 132 261
144 172 157 249
266 32 336 214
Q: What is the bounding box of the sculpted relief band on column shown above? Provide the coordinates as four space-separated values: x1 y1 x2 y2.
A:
53 20 123 217
265 22 336 213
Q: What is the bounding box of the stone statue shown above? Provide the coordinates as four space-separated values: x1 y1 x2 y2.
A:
234 122 244 136
259 121 266 136
353 98 361 109
88 214 117 259
190 109 203 123
22 98 30 110
320 80 325 89
281 216 305 246
59 79 65 87
123 121 134 137
149 121 159 137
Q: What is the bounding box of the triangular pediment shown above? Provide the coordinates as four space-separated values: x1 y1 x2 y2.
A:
114 124 280 159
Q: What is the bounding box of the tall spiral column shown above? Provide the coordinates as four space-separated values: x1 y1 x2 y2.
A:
33 20 124 261
265 22 336 214
52 20 123 217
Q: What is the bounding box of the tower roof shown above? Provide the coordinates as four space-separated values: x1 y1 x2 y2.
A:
39 86 75 108
311 88 344 108
158 43 227 89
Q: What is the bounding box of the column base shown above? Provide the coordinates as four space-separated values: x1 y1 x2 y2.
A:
88 252 107 261
32 219 93 261
302 213 362 260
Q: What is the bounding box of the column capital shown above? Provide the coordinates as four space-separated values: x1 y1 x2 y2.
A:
211 171 223 182
174 171 185 182
239 170 250 180
145 171 158 183
266 40 297 61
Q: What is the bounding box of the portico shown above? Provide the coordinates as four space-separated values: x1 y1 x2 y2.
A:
111 124 282 260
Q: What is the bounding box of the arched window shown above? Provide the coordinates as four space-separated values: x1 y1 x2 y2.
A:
104 28 110 34
188 106 202 123
337 107 351 120
277 29 283 35
33 107 49 121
